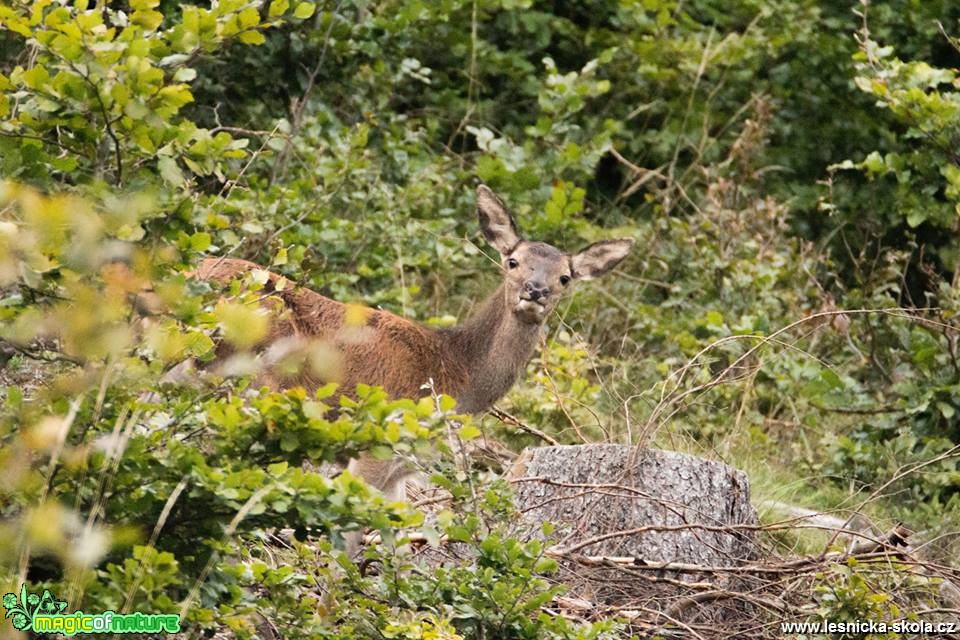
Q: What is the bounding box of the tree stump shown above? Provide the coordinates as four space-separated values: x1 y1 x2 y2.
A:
507 444 760 616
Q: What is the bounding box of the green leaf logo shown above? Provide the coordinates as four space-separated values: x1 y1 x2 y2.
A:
2 584 67 632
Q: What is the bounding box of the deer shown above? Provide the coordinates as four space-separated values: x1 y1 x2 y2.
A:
191 184 633 549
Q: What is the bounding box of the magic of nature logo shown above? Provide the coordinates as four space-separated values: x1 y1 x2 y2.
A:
3 584 180 635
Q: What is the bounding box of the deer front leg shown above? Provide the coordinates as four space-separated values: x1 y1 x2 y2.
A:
343 455 417 558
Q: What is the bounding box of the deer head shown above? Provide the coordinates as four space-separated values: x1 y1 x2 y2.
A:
476 184 635 324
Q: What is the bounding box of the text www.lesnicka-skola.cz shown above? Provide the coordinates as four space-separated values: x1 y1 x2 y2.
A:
780 619 956 635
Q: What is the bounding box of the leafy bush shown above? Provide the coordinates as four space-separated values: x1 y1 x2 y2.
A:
3 0 960 637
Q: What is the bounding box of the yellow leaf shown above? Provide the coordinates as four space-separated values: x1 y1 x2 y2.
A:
214 300 269 350
21 65 50 90
158 84 194 108
344 303 372 328
238 7 260 28
293 2 315 19
30 0 53 26
130 9 163 30
268 0 289 17
458 424 481 441
6 20 32 37
238 30 265 45
439 395 457 412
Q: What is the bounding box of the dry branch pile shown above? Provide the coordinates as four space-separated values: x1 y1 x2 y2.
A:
518 445 960 637
405 444 960 638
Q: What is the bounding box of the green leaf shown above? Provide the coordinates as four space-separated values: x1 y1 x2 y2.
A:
906 209 927 227
5 386 23 409
705 310 724 326
446 526 471 543
860 151 886 175
190 232 211 252
173 67 197 82
267 461 289 476
937 401 955 419
458 424 481 441
280 431 299 452
21 65 50 90
157 156 185 187
370 445 393 460
184 331 215 357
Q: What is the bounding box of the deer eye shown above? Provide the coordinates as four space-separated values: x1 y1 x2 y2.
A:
559 274 571 286
507 258 519 269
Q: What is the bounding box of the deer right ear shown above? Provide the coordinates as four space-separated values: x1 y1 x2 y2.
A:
477 185 521 255
571 238 635 280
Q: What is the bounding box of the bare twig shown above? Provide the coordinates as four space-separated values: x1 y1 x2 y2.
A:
489 406 560 445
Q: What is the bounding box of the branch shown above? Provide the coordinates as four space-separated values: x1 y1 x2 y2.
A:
0 337 85 365
489 406 560 445
68 60 123 185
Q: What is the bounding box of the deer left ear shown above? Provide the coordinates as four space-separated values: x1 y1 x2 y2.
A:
477 185 521 255
571 238 635 280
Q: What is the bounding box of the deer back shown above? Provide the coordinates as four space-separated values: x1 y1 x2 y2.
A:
194 257 469 401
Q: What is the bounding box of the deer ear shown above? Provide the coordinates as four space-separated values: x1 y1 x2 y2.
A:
571 238 635 280
476 185 521 255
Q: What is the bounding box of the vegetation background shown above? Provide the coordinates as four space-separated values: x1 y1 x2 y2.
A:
2 0 960 637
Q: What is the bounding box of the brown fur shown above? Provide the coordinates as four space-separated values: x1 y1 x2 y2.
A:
194 257 471 403
191 186 634 549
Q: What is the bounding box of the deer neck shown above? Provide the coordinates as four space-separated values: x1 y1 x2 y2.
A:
440 284 543 414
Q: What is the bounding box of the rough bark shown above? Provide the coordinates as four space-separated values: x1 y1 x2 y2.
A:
507 444 758 564
506 444 759 614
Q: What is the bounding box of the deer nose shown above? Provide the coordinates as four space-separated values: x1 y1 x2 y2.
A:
523 281 550 301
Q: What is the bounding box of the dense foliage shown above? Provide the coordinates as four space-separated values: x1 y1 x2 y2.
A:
2 0 960 637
